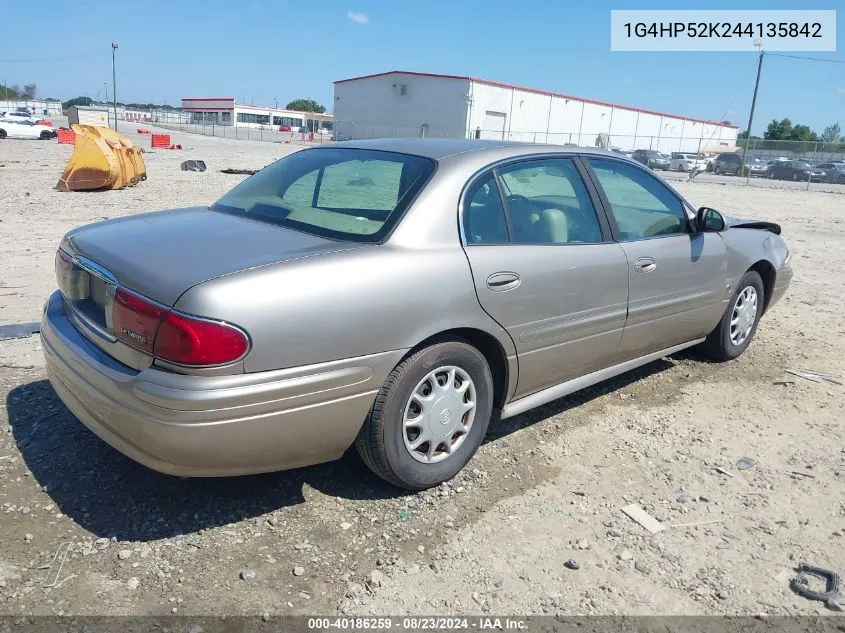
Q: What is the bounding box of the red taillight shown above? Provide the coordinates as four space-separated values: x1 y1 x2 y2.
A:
113 287 166 355
111 287 249 366
154 311 249 366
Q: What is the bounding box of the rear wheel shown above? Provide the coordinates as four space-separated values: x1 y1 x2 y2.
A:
792 172 801 181
713 165 721 175
702 271 764 361
40 131 51 140
0 129 6 140
355 340 494 490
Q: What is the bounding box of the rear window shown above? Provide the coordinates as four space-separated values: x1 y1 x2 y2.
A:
212 148 435 242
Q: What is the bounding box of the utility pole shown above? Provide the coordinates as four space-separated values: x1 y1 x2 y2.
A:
111 42 119 131
741 39 764 180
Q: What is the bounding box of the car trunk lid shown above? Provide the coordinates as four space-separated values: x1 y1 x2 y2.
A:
57 206 366 369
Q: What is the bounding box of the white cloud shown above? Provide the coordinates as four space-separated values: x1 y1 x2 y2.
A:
347 11 369 24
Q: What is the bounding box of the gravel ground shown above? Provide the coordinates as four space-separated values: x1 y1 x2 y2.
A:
0 125 843 617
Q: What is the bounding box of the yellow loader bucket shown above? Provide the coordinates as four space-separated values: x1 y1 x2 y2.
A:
56 124 147 191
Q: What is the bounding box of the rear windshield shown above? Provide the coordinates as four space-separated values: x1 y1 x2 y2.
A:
211 148 435 242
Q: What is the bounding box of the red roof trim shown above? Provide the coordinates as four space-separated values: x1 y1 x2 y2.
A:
181 97 235 101
333 71 738 129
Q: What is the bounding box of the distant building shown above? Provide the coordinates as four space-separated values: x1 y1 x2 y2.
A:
332 71 738 153
180 98 332 132
0 99 62 117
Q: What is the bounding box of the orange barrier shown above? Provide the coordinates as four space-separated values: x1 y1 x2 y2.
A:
57 129 76 144
151 133 171 148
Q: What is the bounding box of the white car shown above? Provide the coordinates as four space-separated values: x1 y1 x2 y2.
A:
3 111 38 121
0 118 56 140
669 152 705 172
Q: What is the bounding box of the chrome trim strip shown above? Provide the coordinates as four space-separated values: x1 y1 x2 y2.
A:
74 256 119 285
501 338 705 420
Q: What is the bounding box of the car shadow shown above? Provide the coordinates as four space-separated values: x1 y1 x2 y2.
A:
8 358 674 542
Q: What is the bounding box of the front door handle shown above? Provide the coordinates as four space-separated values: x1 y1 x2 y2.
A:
486 271 521 291
633 257 657 273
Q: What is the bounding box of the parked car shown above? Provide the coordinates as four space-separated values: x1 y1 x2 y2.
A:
632 149 670 170
743 158 769 177
3 110 37 121
815 162 845 184
767 160 825 182
711 152 744 176
669 152 705 172
0 118 57 140
41 140 793 490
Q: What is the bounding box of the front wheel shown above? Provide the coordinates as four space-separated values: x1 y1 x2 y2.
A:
40 131 52 140
701 271 764 361
356 341 494 490
0 129 6 140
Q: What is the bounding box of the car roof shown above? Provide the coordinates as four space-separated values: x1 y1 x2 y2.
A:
329 137 633 161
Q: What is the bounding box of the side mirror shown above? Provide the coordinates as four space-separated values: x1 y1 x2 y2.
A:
695 207 726 232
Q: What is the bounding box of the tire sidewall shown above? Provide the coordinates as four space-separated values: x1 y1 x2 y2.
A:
719 272 764 359
381 343 494 489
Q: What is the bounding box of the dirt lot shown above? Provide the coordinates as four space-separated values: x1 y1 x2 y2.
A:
0 125 843 617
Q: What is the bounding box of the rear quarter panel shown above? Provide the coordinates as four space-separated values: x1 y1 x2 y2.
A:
174 244 516 375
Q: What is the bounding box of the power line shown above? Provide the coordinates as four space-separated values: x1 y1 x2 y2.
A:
767 52 844 64
0 52 107 63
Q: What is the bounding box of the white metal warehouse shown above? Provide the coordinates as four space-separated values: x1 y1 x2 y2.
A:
333 71 738 153
180 98 333 131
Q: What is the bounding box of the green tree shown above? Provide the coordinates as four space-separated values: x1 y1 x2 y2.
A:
1 84 23 99
22 83 37 99
62 96 94 109
789 124 818 142
821 123 842 143
764 118 793 140
285 98 326 113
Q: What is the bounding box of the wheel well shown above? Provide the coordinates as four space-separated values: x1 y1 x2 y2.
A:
749 260 776 313
406 328 510 411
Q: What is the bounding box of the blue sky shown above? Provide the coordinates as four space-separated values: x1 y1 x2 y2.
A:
1 0 842 135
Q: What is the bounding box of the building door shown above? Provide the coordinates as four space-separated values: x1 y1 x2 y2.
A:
481 111 506 140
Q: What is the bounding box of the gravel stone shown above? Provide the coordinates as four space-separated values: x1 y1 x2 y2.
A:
239 569 256 581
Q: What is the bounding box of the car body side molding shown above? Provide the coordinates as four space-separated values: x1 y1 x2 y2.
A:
500 338 705 419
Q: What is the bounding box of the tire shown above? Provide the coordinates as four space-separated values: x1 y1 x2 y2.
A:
0 129 6 140
702 270 764 361
713 165 721 175
355 340 494 490
40 131 51 140
793 172 800 181
678 164 687 172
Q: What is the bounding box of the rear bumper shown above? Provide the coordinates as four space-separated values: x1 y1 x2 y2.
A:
41 291 404 476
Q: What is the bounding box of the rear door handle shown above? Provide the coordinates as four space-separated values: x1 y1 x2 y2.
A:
486 272 521 291
633 257 657 273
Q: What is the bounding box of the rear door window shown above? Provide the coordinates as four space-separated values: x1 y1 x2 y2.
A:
497 159 603 244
